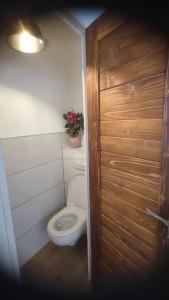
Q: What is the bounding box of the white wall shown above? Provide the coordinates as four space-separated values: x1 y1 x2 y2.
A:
0 13 84 267
63 38 83 112
0 13 83 138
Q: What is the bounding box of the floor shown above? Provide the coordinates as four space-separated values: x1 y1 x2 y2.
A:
21 235 92 295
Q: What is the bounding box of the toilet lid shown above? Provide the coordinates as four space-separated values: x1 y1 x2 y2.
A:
67 174 86 209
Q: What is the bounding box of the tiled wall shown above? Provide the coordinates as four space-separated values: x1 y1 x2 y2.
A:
1 133 66 266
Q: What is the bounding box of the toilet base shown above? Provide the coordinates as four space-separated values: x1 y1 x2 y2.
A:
48 228 86 247
51 240 76 247
69 241 76 246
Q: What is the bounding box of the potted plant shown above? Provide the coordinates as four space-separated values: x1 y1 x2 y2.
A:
63 111 84 148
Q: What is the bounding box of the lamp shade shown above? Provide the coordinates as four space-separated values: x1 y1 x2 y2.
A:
7 19 46 54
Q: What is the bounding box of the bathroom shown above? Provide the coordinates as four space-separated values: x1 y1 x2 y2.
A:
0 9 97 293
1 5 169 295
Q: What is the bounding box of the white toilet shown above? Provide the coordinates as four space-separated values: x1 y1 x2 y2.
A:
47 174 86 246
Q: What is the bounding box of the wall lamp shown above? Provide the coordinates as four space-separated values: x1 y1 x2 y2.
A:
7 19 46 54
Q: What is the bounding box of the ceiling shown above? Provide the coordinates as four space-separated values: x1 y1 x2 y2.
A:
68 8 105 28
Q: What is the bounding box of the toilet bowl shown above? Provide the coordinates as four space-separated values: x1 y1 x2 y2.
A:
47 174 86 246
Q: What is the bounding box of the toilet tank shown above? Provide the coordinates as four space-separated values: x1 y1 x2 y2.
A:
67 174 86 209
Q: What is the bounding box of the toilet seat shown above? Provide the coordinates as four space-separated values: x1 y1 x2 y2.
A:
47 206 86 237
47 174 86 246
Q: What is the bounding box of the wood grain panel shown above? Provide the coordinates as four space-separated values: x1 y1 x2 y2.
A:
99 20 167 72
101 261 118 283
101 180 158 213
100 73 165 107
101 119 162 140
101 237 145 279
101 242 131 281
101 136 161 161
101 152 160 183
101 214 156 263
100 50 167 90
101 202 157 249
100 100 163 121
86 11 168 285
96 12 127 41
101 165 159 200
101 225 151 273
101 191 157 233
101 256 126 282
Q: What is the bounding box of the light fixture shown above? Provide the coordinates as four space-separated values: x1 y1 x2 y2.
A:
7 19 46 54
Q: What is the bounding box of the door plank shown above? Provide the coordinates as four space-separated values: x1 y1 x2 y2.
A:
101 119 162 140
101 191 158 233
101 136 161 161
101 214 156 263
99 20 167 72
101 166 159 200
101 225 151 272
100 73 165 107
101 242 132 280
101 237 146 278
101 152 160 183
100 50 167 90
100 100 163 121
101 202 157 249
101 261 119 283
96 12 127 41
101 180 158 212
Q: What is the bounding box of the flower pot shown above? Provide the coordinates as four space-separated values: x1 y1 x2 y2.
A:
68 136 81 148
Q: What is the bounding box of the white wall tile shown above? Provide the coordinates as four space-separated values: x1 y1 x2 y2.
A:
3 133 66 266
8 159 64 208
12 183 65 239
16 220 49 266
2 133 63 175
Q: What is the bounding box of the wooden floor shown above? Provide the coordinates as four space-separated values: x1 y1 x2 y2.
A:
21 235 92 295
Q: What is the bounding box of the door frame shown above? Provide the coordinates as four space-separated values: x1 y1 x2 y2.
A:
85 20 100 285
86 11 169 285
158 51 169 260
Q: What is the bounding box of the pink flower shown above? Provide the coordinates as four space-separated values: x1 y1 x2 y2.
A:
68 112 78 123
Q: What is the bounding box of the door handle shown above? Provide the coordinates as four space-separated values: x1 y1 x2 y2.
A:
146 209 169 227
146 208 169 249
146 208 169 255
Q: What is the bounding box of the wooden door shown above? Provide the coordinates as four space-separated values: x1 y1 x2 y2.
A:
86 12 169 284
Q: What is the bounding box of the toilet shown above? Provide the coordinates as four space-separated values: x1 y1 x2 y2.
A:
47 174 86 246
